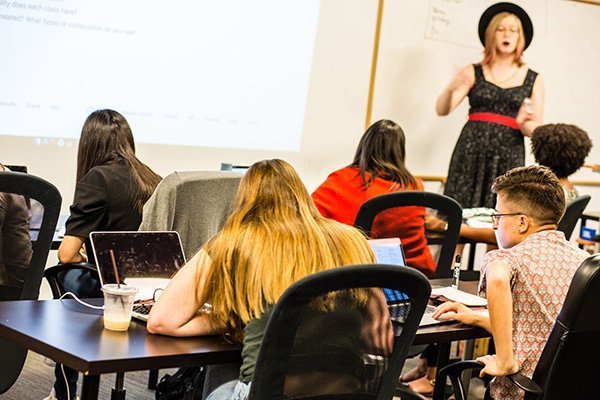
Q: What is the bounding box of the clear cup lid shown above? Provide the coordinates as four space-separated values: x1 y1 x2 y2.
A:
101 284 138 295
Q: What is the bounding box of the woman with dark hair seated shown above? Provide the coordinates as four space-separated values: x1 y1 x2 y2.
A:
46 109 161 400
311 119 436 278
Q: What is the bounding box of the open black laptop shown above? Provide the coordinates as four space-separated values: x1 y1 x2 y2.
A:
90 231 186 321
367 238 442 327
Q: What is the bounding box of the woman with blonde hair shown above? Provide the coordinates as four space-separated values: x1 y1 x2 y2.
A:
147 159 378 399
437 2 544 209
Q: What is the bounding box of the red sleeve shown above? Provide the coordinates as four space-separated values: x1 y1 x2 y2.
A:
311 180 334 218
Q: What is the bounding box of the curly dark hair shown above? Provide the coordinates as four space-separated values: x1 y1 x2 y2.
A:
531 123 592 179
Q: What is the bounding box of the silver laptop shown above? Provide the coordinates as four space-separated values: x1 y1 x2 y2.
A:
90 231 186 321
368 238 444 327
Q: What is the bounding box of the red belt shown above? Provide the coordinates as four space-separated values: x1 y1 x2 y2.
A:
468 112 519 130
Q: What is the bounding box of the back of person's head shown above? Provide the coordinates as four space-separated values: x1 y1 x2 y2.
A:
231 158 320 223
77 109 136 180
203 159 374 337
531 123 592 179
351 119 416 189
77 109 161 212
491 165 565 226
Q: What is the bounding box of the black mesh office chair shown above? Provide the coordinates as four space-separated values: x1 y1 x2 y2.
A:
557 195 591 240
249 264 432 400
0 171 61 394
434 254 600 400
354 191 462 279
43 262 99 299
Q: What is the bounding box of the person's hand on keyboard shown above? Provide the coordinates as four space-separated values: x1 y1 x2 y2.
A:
431 301 479 325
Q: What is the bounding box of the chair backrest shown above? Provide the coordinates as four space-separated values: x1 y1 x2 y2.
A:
556 195 591 240
528 254 600 400
139 171 241 258
0 171 61 393
249 264 431 400
43 262 99 299
354 191 462 278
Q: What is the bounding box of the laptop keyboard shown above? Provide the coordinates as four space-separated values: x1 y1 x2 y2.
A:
133 302 154 316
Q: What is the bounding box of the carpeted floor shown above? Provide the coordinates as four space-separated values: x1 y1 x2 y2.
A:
2 350 486 399
2 352 174 399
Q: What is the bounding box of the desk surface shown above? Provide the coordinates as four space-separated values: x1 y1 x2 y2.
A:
0 280 487 376
414 280 488 344
0 299 242 375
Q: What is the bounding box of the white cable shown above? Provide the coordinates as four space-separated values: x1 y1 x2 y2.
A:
60 363 70 400
57 292 101 399
59 292 104 310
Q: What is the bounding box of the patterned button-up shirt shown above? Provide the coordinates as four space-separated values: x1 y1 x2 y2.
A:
478 230 589 399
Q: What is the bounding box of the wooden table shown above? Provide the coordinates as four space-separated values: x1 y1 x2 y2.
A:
0 281 488 400
0 299 242 400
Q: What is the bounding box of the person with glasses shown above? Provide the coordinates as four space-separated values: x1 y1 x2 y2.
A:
433 165 588 400
437 3 543 210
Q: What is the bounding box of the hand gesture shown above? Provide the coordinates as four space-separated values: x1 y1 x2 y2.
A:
447 67 475 92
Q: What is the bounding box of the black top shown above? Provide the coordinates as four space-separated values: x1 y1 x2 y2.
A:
65 158 143 263
0 192 32 291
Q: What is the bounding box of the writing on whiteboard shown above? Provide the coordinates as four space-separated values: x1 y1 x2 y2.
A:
425 0 547 47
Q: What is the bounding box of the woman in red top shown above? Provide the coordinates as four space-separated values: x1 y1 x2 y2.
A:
312 119 436 277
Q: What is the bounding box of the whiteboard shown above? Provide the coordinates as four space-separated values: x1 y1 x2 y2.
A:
371 0 599 179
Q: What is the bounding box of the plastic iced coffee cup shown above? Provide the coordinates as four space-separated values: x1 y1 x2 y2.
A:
101 284 138 331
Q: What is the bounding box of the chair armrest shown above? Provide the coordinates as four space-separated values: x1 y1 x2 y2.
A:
507 372 543 395
436 360 484 400
44 262 97 277
438 360 544 399
43 263 98 299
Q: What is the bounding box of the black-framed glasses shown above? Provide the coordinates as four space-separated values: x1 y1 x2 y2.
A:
490 212 523 225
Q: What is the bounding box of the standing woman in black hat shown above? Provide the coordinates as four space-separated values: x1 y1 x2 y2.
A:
437 2 543 209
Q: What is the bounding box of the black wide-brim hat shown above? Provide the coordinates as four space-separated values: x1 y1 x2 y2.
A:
478 2 533 49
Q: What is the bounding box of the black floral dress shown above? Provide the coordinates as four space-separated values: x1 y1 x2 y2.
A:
444 64 538 208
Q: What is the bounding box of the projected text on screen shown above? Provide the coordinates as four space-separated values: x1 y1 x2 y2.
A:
0 0 320 151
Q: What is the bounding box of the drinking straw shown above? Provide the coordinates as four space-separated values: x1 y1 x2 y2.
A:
109 249 121 288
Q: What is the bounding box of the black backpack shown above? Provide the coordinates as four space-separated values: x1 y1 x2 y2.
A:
155 367 205 400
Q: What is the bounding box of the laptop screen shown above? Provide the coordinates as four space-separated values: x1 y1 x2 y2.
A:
90 231 186 286
368 238 408 303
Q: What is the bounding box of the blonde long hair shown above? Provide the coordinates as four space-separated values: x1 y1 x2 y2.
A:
482 12 525 66
200 159 375 339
